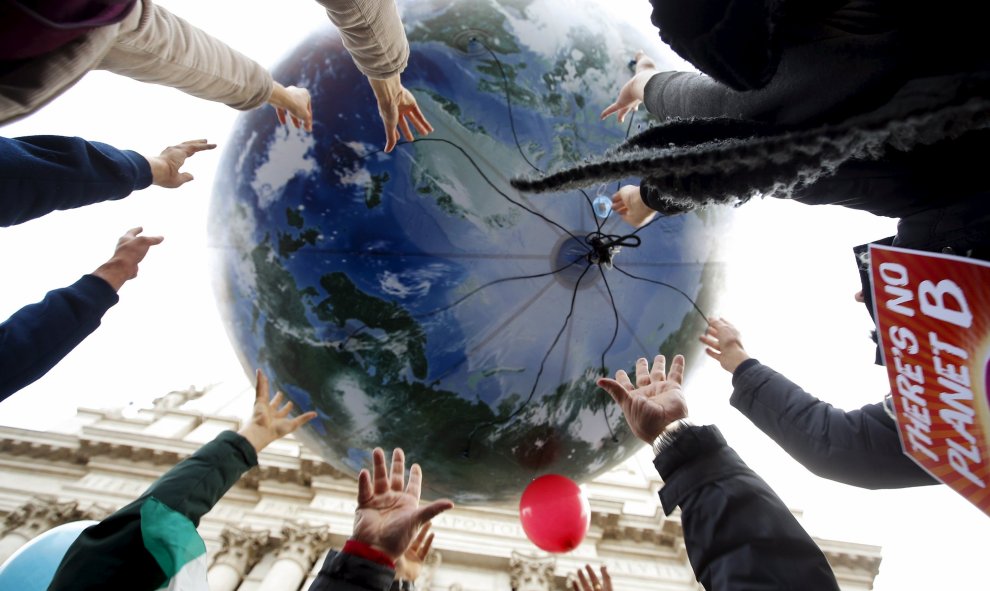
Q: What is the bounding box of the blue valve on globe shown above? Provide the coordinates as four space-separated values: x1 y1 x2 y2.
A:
593 194 612 219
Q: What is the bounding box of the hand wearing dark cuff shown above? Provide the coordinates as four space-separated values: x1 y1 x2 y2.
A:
731 358 760 385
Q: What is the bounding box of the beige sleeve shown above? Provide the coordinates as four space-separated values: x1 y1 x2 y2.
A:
316 0 409 79
97 0 274 111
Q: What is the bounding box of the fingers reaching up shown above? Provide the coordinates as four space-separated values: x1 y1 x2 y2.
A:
368 74 434 153
149 139 217 188
572 564 613 591
699 317 750 374
238 369 317 453
353 447 454 561
601 50 661 123
596 354 688 443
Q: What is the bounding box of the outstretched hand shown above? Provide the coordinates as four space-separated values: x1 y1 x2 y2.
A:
269 83 313 131
699 318 750 374
237 369 317 453
572 564 613 591
597 354 688 443
91 226 164 292
611 185 656 229
148 139 217 188
395 522 434 582
352 448 454 561
601 50 661 123
368 74 434 153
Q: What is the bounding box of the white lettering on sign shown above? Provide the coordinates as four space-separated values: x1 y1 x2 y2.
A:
927 331 984 488
879 262 916 317
919 279 973 328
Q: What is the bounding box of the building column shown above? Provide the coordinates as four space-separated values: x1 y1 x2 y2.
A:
257 523 332 591
510 551 556 591
0 497 85 564
207 526 272 591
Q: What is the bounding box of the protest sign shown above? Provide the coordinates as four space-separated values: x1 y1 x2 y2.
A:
870 244 990 516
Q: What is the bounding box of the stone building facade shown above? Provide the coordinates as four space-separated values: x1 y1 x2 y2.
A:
0 386 881 590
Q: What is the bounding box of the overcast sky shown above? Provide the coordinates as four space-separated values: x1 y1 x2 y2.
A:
0 1 986 589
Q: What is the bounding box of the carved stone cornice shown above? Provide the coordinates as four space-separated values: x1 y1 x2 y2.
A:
2 497 88 537
78 439 184 466
509 551 556 591
274 522 333 570
823 548 883 576
598 514 682 549
212 526 275 576
0 435 85 465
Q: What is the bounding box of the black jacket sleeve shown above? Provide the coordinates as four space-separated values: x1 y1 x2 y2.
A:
49 431 258 591
309 549 396 591
730 359 937 488
0 274 119 402
655 425 839 590
0 135 152 227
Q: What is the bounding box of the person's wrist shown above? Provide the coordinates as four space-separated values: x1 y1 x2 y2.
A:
344 538 398 566
368 75 401 101
91 259 128 292
725 350 750 373
651 418 694 457
268 83 285 106
147 156 168 186
633 70 657 100
237 424 272 453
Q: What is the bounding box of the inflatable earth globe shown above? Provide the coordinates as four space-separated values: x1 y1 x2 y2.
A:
210 0 730 503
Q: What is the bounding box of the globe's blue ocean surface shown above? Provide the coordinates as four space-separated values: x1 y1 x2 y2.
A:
210 0 730 503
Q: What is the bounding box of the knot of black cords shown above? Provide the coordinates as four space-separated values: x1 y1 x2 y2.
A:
585 231 641 268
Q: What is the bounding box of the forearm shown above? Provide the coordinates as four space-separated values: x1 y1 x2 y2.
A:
317 0 408 79
98 1 273 110
0 275 118 401
141 430 257 522
0 135 152 227
643 71 780 122
730 360 937 488
655 426 838 590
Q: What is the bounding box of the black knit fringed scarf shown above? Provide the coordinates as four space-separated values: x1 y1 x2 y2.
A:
509 73 990 215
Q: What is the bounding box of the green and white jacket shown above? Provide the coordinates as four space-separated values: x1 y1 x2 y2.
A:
48 430 257 591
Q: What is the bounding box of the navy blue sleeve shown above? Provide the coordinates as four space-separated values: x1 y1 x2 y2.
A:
0 274 119 401
0 135 152 227
730 360 938 488
655 425 839 591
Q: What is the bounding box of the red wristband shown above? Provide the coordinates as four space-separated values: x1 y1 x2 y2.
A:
342 539 396 568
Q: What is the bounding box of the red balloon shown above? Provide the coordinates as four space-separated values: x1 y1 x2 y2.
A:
519 474 590 553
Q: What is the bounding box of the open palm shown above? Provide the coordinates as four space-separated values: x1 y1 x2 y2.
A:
600 50 661 123
596 354 688 443
352 448 453 560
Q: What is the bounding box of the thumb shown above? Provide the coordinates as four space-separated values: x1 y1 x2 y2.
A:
600 102 619 120
414 499 454 526
179 172 194 185
596 378 630 406
289 411 318 432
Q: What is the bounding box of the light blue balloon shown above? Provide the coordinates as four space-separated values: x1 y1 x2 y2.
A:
0 520 97 591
